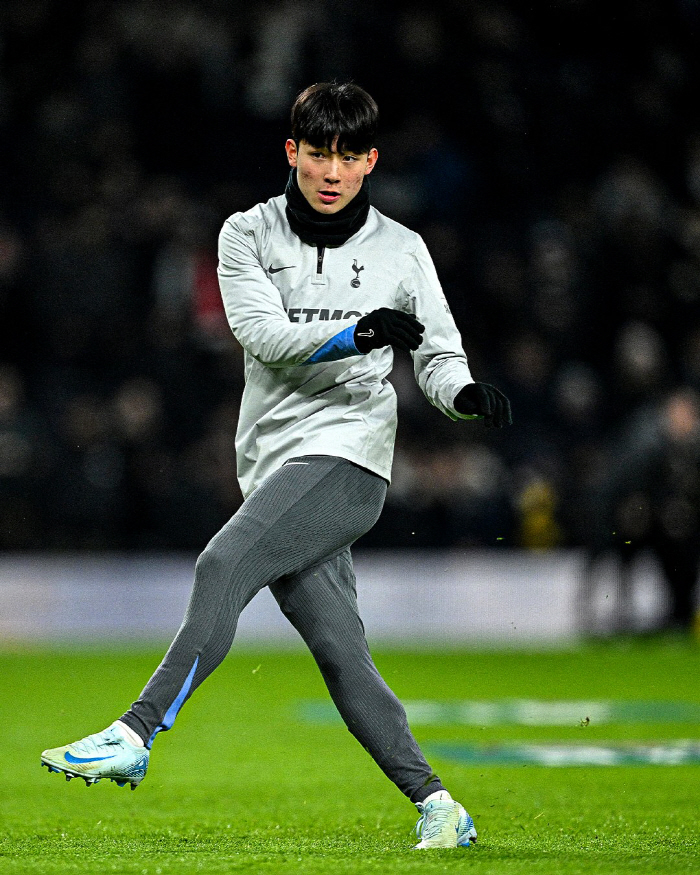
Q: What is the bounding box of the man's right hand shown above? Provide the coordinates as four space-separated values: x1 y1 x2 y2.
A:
354 308 425 354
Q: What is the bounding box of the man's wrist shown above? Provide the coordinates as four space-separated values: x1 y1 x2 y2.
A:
454 383 478 416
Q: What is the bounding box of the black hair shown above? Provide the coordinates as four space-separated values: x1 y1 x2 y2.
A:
290 82 379 154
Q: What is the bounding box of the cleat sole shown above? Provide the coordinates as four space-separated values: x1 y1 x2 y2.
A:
41 760 140 789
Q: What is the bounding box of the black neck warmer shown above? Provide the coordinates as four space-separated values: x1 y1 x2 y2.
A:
285 169 371 247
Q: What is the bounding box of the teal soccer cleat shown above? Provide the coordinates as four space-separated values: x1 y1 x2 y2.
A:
41 723 149 790
413 791 478 849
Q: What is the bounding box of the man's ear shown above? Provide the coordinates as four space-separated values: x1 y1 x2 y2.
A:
364 147 378 175
285 139 298 168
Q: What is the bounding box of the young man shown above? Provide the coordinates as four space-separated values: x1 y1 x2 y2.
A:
41 83 512 849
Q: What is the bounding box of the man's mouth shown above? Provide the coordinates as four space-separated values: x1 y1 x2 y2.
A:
318 191 341 204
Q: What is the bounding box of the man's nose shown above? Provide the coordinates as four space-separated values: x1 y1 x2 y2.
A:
324 157 342 182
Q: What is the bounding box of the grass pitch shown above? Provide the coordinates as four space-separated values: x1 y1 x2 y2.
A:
1 637 699 874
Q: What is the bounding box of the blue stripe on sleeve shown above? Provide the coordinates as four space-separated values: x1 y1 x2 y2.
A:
304 325 360 364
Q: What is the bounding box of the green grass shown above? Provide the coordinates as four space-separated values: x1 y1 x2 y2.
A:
1 637 699 874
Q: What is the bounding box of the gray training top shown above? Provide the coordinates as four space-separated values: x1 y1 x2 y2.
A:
217 193 475 497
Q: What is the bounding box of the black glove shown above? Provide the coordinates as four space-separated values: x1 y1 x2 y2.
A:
455 382 513 428
354 308 425 354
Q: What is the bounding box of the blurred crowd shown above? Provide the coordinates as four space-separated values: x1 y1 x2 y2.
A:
1 0 700 626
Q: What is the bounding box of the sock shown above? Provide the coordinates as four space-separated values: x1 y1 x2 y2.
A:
422 790 453 805
113 720 145 747
411 778 449 804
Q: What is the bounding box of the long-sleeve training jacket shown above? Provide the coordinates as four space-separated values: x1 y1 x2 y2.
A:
218 193 475 497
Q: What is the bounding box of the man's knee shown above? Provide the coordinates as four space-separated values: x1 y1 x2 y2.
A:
195 538 229 582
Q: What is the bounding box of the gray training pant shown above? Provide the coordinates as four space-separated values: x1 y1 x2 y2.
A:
121 455 443 802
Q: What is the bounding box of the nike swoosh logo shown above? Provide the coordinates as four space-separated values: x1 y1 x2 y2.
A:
64 751 117 764
268 264 295 274
357 329 374 338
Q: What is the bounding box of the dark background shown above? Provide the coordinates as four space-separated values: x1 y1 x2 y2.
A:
1 1 699 598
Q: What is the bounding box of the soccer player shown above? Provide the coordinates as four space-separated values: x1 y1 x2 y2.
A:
41 82 512 849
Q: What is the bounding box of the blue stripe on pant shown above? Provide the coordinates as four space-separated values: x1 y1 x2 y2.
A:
146 656 199 749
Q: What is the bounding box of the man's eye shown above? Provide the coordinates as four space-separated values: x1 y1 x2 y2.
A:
311 152 324 158
343 155 358 162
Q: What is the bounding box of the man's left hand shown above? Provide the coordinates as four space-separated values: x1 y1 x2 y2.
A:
454 382 512 428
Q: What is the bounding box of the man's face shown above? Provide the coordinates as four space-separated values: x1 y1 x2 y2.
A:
285 138 378 215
